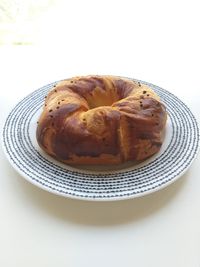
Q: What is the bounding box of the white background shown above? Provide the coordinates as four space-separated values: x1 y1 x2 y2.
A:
0 0 200 266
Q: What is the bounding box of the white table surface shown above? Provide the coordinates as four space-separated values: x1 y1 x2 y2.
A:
0 2 200 265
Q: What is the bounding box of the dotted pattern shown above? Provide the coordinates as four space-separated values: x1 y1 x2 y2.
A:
2 79 200 200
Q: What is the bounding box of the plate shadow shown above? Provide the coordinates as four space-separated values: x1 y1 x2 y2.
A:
12 166 188 227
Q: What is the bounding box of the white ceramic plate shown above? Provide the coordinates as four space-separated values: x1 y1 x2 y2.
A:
2 78 200 201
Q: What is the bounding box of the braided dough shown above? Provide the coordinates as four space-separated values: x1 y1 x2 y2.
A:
36 76 167 164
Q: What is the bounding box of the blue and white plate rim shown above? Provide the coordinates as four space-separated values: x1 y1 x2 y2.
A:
2 77 200 201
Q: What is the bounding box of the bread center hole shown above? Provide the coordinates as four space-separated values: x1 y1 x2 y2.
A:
86 88 120 109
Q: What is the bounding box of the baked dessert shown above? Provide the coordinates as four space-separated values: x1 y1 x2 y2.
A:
36 75 167 164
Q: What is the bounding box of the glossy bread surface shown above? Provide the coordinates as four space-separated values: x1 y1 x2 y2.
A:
36 76 167 164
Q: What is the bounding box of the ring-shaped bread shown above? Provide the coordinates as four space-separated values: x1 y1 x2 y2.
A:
37 76 167 164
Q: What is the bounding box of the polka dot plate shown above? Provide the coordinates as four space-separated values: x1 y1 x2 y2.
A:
2 78 200 201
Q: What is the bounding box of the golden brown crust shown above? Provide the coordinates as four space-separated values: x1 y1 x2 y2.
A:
36 75 167 164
